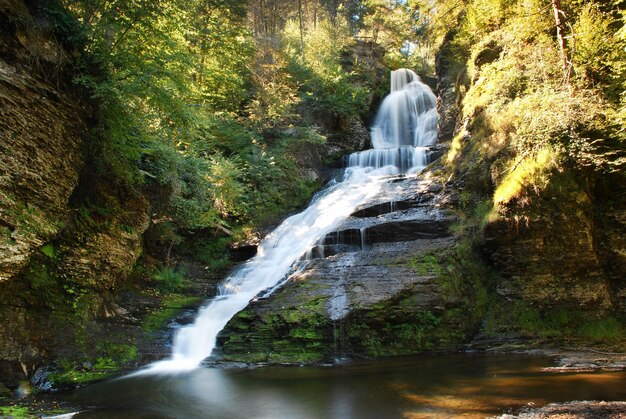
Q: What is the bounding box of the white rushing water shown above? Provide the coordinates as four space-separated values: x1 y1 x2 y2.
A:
138 68 437 375
350 68 438 175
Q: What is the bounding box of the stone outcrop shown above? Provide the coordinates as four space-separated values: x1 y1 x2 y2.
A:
0 3 88 282
303 40 388 166
477 168 626 342
502 401 626 418
217 174 485 363
433 25 625 346
0 3 153 388
435 29 466 142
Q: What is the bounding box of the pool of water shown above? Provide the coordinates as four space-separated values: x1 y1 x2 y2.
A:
66 353 625 418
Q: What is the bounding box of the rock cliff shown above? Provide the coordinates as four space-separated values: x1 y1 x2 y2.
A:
434 28 626 347
0 2 151 387
0 0 87 282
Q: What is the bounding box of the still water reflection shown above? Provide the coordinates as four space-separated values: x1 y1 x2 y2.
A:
70 353 625 418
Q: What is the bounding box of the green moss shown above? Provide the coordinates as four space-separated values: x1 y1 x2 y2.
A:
289 328 324 340
26 262 55 291
267 351 323 364
40 243 57 259
49 368 113 386
143 295 202 332
268 339 325 363
228 352 268 363
409 254 443 275
1 192 62 240
234 310 253 320
384 314 439 349
485 300 625 344
49 360 111 387
100 342 139 364
221 287 333 363
0 405 30 418
0 225 13 246
348 307 445 357
282 297 326 324
48 343 138 388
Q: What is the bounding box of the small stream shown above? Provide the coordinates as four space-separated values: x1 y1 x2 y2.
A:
63 353 625 418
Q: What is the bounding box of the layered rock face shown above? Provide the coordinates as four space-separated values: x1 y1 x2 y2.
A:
0 2 87 282
485 179 615 312
0 3 151 386
218 174 484 362
478 170 626 342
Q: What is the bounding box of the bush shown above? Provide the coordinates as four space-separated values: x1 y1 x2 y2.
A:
154 267 186 293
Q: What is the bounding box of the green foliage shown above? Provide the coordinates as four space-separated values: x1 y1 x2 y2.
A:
283 20 369 118
72 200 116 242
0 405 30 418
485 301 625 343
43 0 399 276
572 3 626 100
153 267 186 293
439 0 626 213
40 243 57 259
579 317 624 340
185 237 233 271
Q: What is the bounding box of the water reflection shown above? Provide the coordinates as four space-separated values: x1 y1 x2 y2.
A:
69 353 625 418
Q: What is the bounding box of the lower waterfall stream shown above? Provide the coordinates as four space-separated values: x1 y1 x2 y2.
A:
143 165 396 373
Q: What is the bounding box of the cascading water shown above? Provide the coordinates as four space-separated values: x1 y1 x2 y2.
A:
348 68 437 174
138 68 437 375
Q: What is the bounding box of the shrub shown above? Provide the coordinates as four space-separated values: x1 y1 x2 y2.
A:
154 267 186 293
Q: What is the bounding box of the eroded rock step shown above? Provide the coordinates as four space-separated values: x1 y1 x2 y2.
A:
318 176 454 252
216 174 485 363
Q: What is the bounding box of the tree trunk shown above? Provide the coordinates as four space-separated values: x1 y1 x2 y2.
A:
298 0 305 54
551 0 571 83
165 240 175 268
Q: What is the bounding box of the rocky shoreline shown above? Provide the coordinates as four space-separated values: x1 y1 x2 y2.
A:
501 401 626 418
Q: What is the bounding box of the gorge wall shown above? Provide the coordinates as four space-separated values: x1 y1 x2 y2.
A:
0 1 153 387
434 22 626 346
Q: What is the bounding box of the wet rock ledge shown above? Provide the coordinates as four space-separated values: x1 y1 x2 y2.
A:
216 172 485 363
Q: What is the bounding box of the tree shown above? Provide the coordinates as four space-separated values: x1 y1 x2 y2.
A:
551 0 571 83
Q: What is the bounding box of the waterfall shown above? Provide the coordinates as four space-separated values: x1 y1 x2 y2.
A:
138 68 438 374
349 68 437 175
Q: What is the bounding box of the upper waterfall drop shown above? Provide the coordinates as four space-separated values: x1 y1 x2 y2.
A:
349 68 438 173
372 68 438 148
